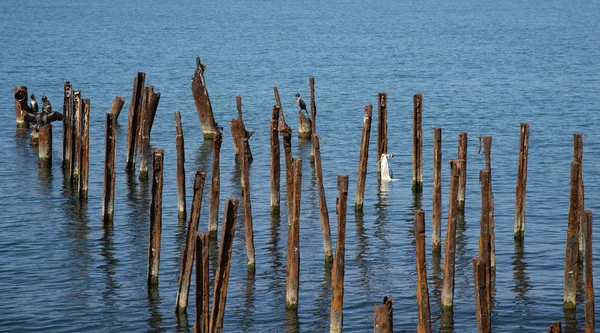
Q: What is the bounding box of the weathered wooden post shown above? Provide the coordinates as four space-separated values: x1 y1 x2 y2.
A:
240 137 256 270
514 123 530 239
377 92 388 176
230 95 253 163
175 111 186 220
457 132 467 211
441 159 461 309
481 136 495 269
72 91 82 181
573 133 585 262
110 96 126 122
330 175 349 333
38 124 52 167
139 86 161 179
147 149 164 287
414 209 431 333
413 94 423 191
125 72 145 172
564 161 581 310
195 232 209 333
270 106 281 213
286 158 302 310
79 99 90 199
298 103 312 139
191 56 219 139
374 297 393 333
13 86 29 128
274 86 294 221
355 105 373 211
176 172 206 313
102 113 117 222
479 170 492 312
313 134 333 262
547 322 562 333
209 198 239 333
432 128 442 252
472 258 491 333
209 127 223 238
310 77 317 162
585 210 594 333
62 82 72 169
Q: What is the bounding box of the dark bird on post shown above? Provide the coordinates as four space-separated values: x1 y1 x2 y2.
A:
41 95 52 113
24 96 64 130
30 94 39 113
295 93 308 115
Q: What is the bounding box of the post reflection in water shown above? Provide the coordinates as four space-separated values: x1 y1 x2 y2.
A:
195 140 214 175
37 164 52 196
455 212 470 289
284 307 300 333
126 171 149 269
354 210 372 292
511 238 534 328
147 287 163 333
100 223 120 308
374 181 391 266
429 249 444 332
313 261 332 332
175 309 189 333
240 270 256 332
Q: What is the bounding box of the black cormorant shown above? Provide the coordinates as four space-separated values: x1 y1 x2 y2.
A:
295 93 308 115
30 94 39 113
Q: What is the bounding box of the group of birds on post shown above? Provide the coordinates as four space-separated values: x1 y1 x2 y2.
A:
17 94 63 130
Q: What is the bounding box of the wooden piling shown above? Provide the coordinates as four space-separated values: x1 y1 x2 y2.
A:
457 132 467 211
441 159 461 309
270 106 281 213
79 99 90 199
209 198 239 333
514 123 530 239
482 136 495 269
585 210 594 333
72 91 83 181
38 124 52 167
147 149 164 286
309 77 317 161
573 133 585 262
355 105 373 211
280 122 293 225
13 86 29 128
298 111 312 138
472 258 491 333
313 134 333 262
240 137 256 270
62 82 72 169
102 113 117 222
374 297 393 333
195 232 209 333
230 96 253 163
564 161 581 310
176 172 206 313
286 157 302 310
30 129 39 146
175 111 186 220
377 92 388 174
209 128 223 238
139 86 161 179
479 170 492 312
330 175 349 333
413 94 423 190
191 56 219 139
547 322 562 333
110 96 126 122
125 72 145 172
432 128 442 252
414 209 432 333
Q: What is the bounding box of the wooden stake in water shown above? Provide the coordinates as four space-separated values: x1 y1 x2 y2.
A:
13 86 29 128
78 99 90 199
514 123 530 239
309 77 317 162
564 161 581 310
330 175 349 333
240 137 256 270
286 157 302 310
191 56 219 139
374 297 393 333
102 113 117 222
72 91 82 181
472 258 491 333
432 128 442 252
209 198 239 333
547 322 562 333
62 82 72 169
109 96 126 122
377 92 388 175
230 96 253 163
313 134 333 262
125 72 145 172
38 124 52 167
270 105 281 213
174 111 186 220
573 133 585 262
414 209 431 333
355 105 373 211
481 136 495 269
195 232 209 333
413 94 423 191
442 159 461 309
176 172 206 314
457 132 467 211
479 170 492 312
585 210 594 333
147 149 164 287
139 86 161 179
209 127 223 238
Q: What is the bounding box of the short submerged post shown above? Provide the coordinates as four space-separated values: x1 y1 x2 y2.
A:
514 123 530 239
147 149 164 287
330 175 349 333
38 124 52 167
355 105 373 211
374 297 393 333
413 94 423 191
432 128 442 252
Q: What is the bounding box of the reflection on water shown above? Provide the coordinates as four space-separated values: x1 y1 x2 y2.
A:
126 171 149 277
354 210 372 292
284 308 300 333
429 250 443 332
37 165 52 196
374 182 391 270
175 310 189 333
512 239 533 316
240 271 256 332
147 287 163 333
100 223 120 308
313 262 332 333
455 214 470 287
194 140 214 175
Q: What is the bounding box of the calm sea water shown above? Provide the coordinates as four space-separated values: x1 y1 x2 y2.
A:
1 0 600 332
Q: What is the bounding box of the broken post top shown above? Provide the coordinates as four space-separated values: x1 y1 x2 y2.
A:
175 111 183 137
273 86 287 124
414 209 425 234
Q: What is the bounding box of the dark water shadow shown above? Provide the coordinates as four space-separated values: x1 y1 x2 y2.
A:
147 287 163 333
354 210 372 292
439 307 455 333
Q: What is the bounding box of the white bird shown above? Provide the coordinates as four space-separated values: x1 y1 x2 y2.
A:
379 153 395 181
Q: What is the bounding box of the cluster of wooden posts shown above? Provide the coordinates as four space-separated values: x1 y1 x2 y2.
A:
13 56 596 332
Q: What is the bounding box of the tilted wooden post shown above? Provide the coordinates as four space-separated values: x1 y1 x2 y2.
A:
125 72 145 172
377 92 388 175
240 137 256 270
208 128 223 238
472 258 491 333
355 105 373 211
309 77 317 161
564 161 581 310
176 172 206 313
78 99 90 199
313 134 333 262
175 111 186 220
13 86 29 128
432 128 442 252
147 149 164 286
209 198 239 333
139 86 161 179
374 297 393 333
230 95 253 163
514 123 530 239
274 86 294 222
38 124 52 167
102 113 117 222
547 322 562 333
330 175 349 333
457 132 467 211
585 210 594 333
270 105 281 213
195 232 209 333
191 56 219 139
413 94 423 191
479 170 492 313
109 96 126 122
286 157 302 310
72 91 82 181
441 159 461 309
62 82 72 169
414 209 431 333
482 136 495 269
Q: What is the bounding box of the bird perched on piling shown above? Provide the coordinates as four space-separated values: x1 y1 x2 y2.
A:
30 94 39 113
24 96 64 130
42 96 52 113
295 93 308 115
